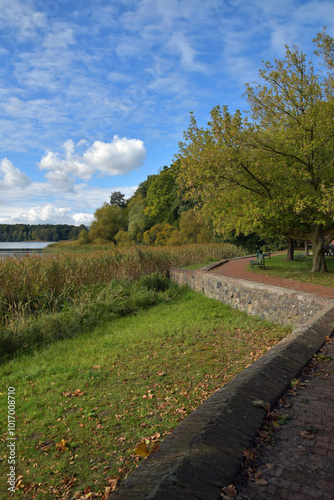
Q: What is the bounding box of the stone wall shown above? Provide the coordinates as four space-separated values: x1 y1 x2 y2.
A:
169 267 332 327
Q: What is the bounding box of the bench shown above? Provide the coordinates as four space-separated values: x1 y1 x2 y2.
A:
250 252 265 269
263 252 271 258
325 245 334 256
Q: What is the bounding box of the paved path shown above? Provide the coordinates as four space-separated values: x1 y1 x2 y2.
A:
212 256 334 298
236 337 334 500
212 257 334 499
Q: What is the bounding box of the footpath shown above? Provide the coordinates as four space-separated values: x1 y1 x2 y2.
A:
212 257 334 500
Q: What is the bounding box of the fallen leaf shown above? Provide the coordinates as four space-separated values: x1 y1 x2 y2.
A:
221 484 237 498
252 400 271 412
56 439 69 452
63 389 85 397
300 430 315 440
255 477 268 485
134 442 150 458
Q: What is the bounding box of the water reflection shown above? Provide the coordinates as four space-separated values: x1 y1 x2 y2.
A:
0 242 52 258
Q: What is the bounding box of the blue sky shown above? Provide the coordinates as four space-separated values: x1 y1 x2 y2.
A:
0 0 333 226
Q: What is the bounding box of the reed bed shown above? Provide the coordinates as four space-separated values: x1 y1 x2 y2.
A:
1 243 242 319
0 243 243 358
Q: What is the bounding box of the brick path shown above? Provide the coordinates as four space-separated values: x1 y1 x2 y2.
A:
236 338 334 500
212 256 334 298
213 257 334 499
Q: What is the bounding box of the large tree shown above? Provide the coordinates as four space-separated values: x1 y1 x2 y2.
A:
89 203 127 242
177 32 334 272
144 166 179 226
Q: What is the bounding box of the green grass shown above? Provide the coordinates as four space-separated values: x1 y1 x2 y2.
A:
249 252 334 287
183 258 222 270
0 288 290 499
0 273 180 363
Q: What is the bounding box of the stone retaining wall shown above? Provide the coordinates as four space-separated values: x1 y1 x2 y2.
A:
169 267 332 327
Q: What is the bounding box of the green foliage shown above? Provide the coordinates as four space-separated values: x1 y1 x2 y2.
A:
178 210 212 244
144 167 179 226
110 191 127 208
177 30 334 272
137 271 171 292
76 229 91 245
114 230 134 246
0 223 86 242
143 223 176 246
89 203 127 242
127 193 147 242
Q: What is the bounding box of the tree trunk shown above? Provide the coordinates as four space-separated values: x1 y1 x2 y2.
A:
304 240 309 256
311 225 328 273
287 237 294 261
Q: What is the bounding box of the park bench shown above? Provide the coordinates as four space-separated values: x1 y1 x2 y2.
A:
325 245 334 256
250 252 265 270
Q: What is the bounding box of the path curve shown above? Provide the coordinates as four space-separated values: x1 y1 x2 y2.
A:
211 256 334 299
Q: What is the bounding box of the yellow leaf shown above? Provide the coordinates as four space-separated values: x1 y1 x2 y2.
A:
56 439 68 452
134 442 150 458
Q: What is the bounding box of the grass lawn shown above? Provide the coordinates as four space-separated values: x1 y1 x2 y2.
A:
0 288 290 499
183 258 221 270
249 252 334 287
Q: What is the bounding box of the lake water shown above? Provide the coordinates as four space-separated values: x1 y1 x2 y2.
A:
0 242 53 258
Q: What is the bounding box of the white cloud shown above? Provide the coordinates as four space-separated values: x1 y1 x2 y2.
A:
0 158 31 189
72 213 94 225
21 204 71 224
108 71 132 83
44 169 76 193
83 137 146 175
167 32 207 73
39 137 146 187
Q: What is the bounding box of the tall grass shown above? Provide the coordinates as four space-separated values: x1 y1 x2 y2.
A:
0 243 242 323
0 244 243 360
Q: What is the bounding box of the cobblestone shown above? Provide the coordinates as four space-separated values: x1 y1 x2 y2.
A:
236 336 334 500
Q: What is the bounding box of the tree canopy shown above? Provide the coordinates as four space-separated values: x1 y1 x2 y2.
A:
176 30 334 272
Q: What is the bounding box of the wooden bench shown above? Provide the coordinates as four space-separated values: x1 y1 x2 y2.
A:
250 252 265 269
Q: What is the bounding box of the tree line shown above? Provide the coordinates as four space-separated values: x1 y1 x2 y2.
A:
0 224 87 242
81 165 215 248
86 29 334 272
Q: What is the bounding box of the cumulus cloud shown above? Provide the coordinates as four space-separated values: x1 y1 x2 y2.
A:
0 158 31 189
39 136 146 190
83 137 146 175
72 213 94 225
11 203 92 226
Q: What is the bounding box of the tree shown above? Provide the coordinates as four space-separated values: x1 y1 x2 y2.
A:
144 167 179 226
143 223 176 246
114 230 134 246
89 203 127 242
127 193 147 242
110 191 127 208
177 32 334 272
178 210 212 244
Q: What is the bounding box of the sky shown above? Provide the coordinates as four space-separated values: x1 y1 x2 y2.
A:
0 0 334 227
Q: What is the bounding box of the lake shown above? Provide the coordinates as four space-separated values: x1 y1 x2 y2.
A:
0 242 53 258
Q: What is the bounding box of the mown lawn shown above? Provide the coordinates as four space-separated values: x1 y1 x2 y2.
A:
0 288 290 499
249 252 334 287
